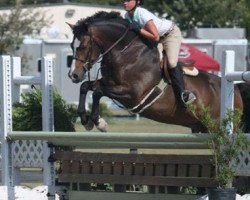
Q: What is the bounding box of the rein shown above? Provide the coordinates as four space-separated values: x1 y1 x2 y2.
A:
98 26 130 60
73 26 131 73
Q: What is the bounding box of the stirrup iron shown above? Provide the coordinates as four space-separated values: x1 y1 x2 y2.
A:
181 90 196 105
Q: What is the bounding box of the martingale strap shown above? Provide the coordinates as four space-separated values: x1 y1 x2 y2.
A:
128 79 168 114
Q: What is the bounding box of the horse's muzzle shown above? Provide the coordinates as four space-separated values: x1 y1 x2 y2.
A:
68 71 80 83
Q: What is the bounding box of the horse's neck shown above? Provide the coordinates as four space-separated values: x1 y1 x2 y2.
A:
102 40 161 87
97 26 161 81
99 33 163 109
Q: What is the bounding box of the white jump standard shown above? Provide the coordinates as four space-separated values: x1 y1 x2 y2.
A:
0 55 55 200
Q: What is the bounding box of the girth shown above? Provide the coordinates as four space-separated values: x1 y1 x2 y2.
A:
128 79 168 114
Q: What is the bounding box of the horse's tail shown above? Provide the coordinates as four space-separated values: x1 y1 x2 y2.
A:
237 82 250 132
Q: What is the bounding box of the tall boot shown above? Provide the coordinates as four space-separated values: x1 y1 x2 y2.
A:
168 64 196 106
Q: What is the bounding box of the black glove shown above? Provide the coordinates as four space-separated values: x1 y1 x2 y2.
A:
129 22 141 34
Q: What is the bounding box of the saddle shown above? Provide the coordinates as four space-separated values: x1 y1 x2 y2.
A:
160 52 199 82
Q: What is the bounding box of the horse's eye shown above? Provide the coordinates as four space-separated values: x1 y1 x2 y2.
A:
76 47 84 51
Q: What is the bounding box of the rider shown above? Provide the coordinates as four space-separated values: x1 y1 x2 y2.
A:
122 0 196 106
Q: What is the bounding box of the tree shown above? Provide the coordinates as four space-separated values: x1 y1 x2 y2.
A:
144 0 250 38
0 0 15 7
66 0 250 38
68 0 120 6
0 0 63 6
240 0 250 39
0 1 51 54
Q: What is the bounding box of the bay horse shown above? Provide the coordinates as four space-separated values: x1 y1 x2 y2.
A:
68 11 250 133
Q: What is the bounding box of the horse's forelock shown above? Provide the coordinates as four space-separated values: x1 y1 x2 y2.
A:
73 19 87 39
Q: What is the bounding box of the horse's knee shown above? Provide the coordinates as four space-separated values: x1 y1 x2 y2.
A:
80 82 90 93
92 90 103 99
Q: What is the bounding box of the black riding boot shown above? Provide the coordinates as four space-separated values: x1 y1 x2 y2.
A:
168 64 196 106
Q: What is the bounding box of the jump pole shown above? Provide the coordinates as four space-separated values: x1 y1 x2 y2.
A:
0 55 55 199
8 132 210 149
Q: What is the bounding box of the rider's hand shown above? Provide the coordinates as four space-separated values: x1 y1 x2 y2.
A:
129 22 141 34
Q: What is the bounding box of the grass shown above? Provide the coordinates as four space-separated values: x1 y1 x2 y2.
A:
75 117 191 133
74 117 211 155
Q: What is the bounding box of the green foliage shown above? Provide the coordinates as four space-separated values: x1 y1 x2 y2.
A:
144 0 250 39
189 105 249 189
1 0 250 38
13 88 77 131
0 0 62 7
69 0 120 6
0 0 121 6
0 1 51 54
87 102 112 118
0 0 14 7
180 186 198 195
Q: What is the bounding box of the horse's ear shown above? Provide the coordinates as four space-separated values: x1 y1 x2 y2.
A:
66 22 75 30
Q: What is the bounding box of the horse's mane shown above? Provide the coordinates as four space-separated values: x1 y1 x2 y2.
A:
73 11 126 38
73 11 157 48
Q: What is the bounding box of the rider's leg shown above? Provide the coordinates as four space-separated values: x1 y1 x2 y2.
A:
161 25 196 106
168 64 196 105
157 43 163 68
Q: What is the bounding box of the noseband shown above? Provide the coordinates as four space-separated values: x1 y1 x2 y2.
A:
72 26 130 73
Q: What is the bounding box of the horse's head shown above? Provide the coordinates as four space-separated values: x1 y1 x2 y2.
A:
68 23 101 83
68 11 128 83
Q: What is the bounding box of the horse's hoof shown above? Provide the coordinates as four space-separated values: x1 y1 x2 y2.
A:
97 118 108 132
84 120 94 131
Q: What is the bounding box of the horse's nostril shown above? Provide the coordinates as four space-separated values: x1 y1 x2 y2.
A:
73 74 78 79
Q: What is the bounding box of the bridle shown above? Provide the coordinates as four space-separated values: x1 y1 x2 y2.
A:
71 35 93 73
71 26 131 73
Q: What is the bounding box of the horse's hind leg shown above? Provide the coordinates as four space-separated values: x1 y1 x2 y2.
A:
77 81 94 130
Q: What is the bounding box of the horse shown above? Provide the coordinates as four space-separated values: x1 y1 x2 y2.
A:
67 11 250 133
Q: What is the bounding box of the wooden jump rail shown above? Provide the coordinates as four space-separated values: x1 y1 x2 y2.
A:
52 151 217 189
8 131 217 197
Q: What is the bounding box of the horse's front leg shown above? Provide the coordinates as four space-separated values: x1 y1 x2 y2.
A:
90 89 107 132
77 81 94 130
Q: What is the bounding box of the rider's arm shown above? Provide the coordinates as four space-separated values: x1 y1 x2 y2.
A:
140 19 160 42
